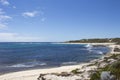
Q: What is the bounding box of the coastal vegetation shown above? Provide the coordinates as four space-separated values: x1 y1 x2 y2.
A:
66 38 120 44
90 54 120 80
37 53 120 80
90 61 120 80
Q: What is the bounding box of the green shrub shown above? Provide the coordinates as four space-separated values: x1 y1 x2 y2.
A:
71 68 80 74
90 71 100 80
109 61 120 80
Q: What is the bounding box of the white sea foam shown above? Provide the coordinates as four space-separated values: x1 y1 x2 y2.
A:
87 49 93 52
62 62 77 65
85 44 93 53
86 45 103 55
89 50 103 55
8 62 47 68
96 51 103 54
9 64 34 68
85 44 93 48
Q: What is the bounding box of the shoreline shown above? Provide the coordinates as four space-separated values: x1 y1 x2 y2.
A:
0 43 116 80
0 62 86 75
0 63 90 80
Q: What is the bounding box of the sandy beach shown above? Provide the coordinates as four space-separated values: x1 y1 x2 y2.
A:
0 63 90 80
0 43 117 80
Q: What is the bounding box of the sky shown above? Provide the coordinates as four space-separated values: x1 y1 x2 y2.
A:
0 0 120 42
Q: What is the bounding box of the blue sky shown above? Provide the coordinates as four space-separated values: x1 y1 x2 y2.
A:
0 0 120 42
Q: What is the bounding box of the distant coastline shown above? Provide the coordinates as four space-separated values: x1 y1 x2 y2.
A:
62 42 115 45
65 38 120 44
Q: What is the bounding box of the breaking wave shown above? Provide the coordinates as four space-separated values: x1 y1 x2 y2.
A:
62 62 77 65
8 62 47 68
85 44 93 48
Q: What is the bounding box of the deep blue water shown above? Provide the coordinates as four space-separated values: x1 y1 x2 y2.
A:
0 42 110 73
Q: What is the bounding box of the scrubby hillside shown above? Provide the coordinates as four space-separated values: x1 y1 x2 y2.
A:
66 38 120 44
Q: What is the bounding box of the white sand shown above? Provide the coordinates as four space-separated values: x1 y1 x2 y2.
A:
0 63 89 80
0 43 117 80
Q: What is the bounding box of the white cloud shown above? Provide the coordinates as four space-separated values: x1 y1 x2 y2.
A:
0 9 12 21
0 9 11 29
0 15 12 21
0 23 7 29
0 33 16 38
0 32 42 42
22 11 38 18
0 0 9 6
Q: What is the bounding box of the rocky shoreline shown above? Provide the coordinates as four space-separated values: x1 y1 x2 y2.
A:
37 44 120 80
36 54 120 80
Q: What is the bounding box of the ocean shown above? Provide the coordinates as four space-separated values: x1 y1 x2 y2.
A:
0 42 110 74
